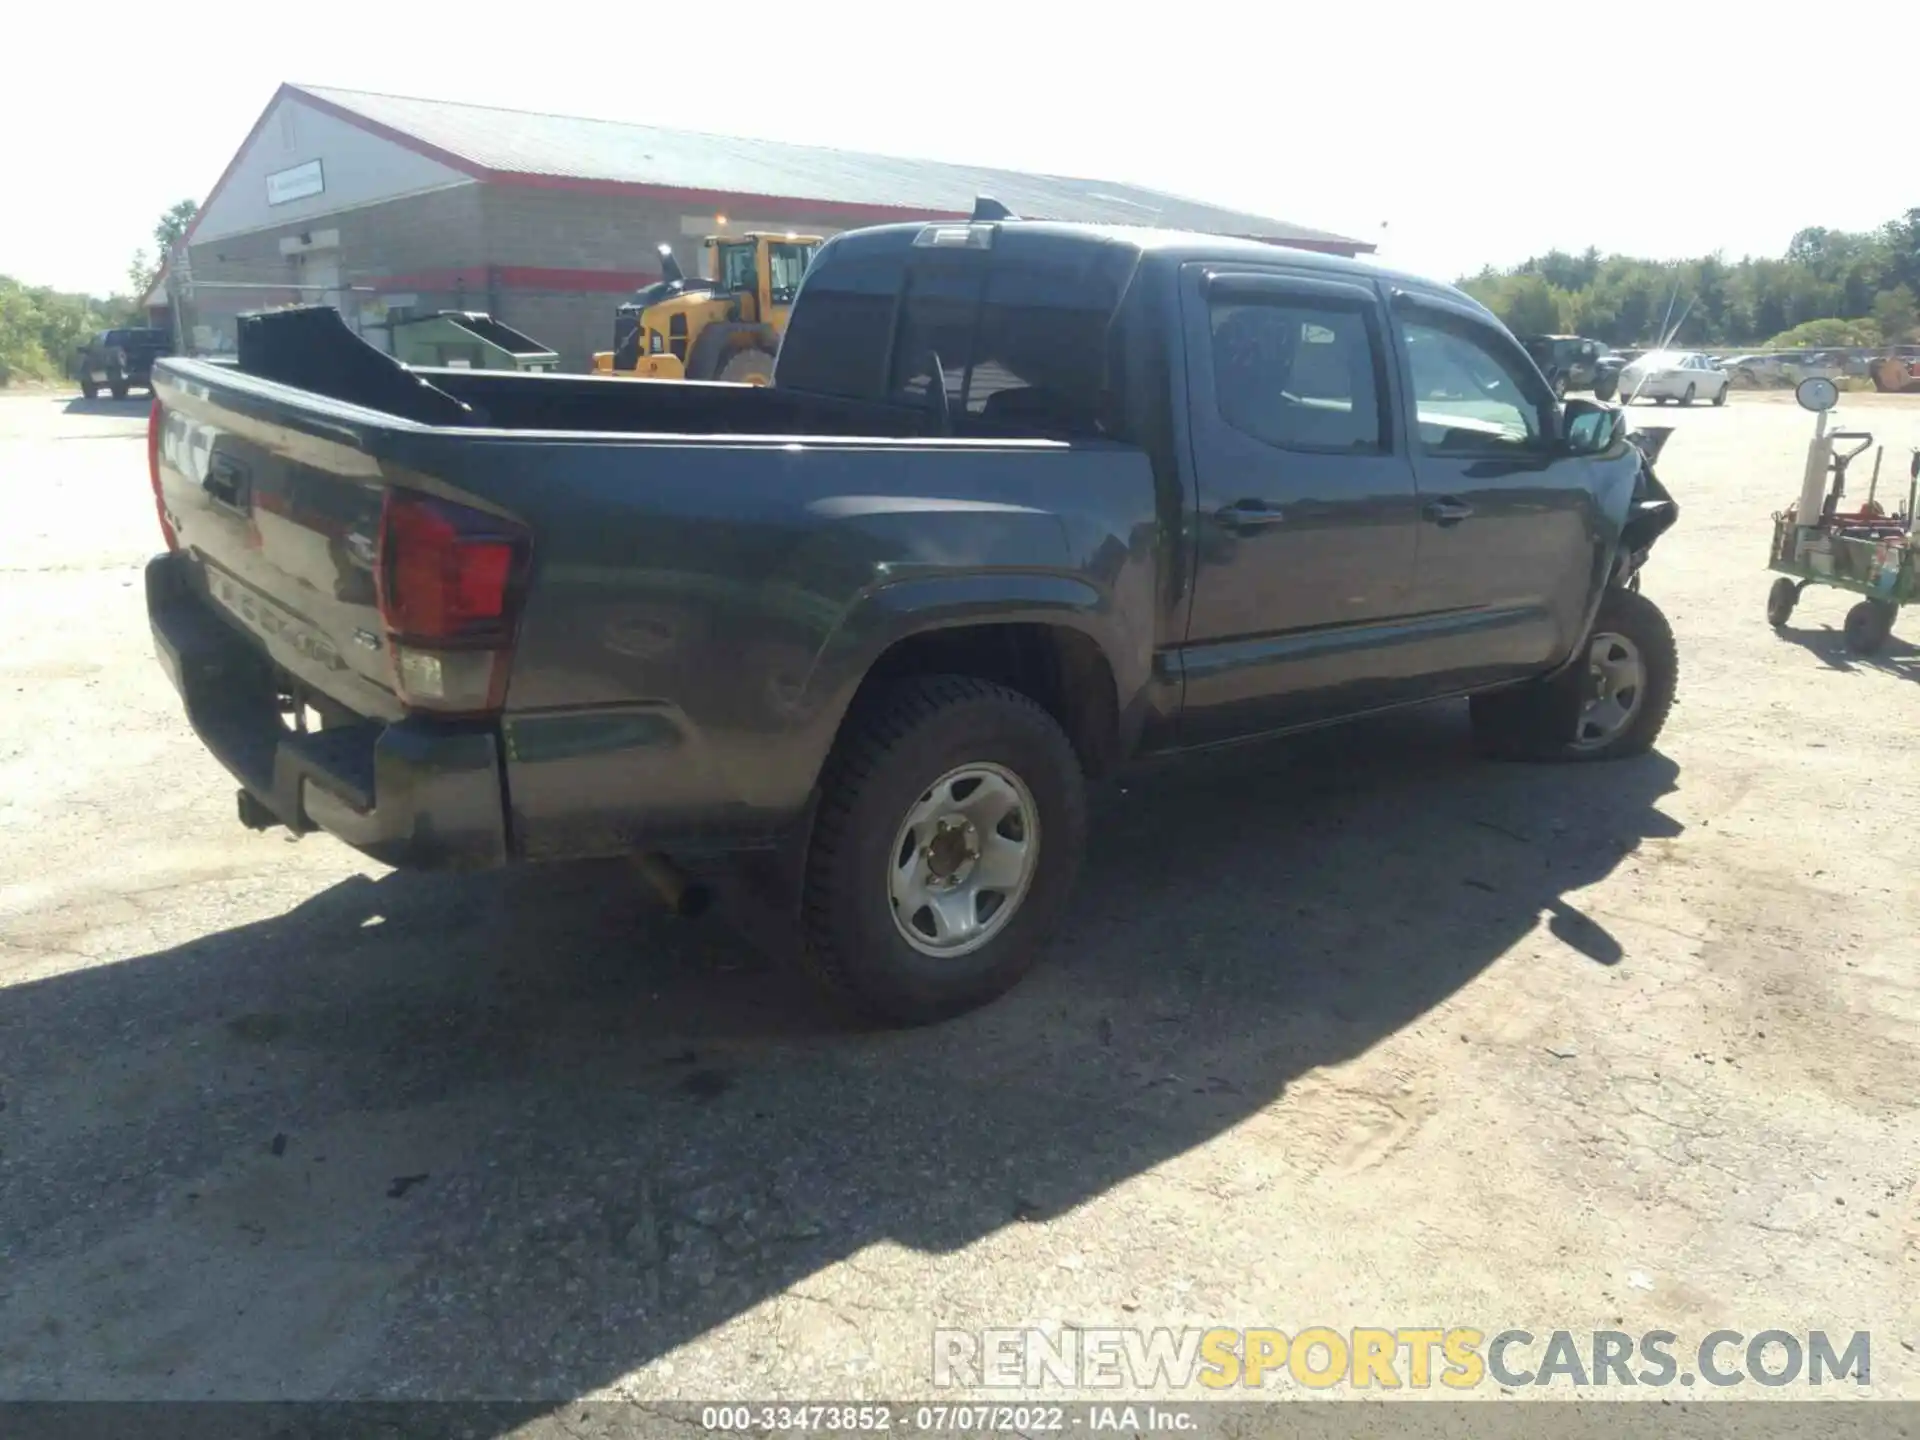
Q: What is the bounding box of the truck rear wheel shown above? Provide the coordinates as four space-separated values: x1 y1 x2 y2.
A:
80 379 98 400
800 675 1086 1025
1470 588 1677 762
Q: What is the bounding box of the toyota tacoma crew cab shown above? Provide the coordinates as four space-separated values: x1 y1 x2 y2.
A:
143 210 1679 1024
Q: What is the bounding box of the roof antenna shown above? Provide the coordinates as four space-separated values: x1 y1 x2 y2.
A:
972 196 1016 222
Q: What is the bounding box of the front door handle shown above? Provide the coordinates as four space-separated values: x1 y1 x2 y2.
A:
1215 497 1287 531
1423 497 1474 527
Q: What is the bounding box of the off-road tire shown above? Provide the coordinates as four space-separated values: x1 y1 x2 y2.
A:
718 347 776 385
109 380 128 400
799 675 1087 1026
1767 576 1798 629
1470 588 1678 762
80 379 98 400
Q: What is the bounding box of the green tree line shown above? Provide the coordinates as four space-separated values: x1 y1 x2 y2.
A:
1 200 197 386
0 279 132 385
1460 209 1920 350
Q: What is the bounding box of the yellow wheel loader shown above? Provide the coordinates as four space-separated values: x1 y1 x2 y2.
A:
592 233 821 384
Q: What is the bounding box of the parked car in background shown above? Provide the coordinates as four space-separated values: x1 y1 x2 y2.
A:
1519 334 1624 399
72 327 172 400
1618 351 1729 406
1721 353 1787 386
1724 351 1855 388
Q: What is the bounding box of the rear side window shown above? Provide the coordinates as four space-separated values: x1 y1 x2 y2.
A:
1208 300 1385 453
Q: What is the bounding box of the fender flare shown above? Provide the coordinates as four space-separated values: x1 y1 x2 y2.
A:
803 571 1150 760
686 321 777 381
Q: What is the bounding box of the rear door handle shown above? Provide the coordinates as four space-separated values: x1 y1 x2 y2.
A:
1423 497 1474 526
1215 498 1287 531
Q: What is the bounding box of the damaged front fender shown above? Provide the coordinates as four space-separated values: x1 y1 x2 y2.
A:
1614 425 1680 586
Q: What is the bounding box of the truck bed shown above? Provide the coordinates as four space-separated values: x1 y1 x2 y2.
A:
146 317 1159 868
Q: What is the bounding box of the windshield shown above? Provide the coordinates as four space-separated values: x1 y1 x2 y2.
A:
767 241 818 307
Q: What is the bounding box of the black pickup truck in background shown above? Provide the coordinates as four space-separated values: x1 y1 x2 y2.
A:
144 214 1679 1024
75 326 173 399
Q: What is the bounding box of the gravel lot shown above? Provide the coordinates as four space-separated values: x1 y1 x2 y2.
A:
0 389 1915 1404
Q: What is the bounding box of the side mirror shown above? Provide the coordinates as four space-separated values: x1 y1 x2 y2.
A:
1796 376 1839 412
1562 398 1623 455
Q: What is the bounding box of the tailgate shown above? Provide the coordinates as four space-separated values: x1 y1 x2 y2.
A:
153 364 404 721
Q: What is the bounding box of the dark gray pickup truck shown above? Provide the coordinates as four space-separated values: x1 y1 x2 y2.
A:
145 216 1679 1023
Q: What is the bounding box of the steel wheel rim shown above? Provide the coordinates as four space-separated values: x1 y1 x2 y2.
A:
887 762 1040 957
1573 631 1645 750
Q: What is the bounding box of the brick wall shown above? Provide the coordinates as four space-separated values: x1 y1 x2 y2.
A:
180 186 489 355
492 290 615 372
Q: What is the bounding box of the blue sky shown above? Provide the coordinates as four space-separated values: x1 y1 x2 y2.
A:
6 0 1916 295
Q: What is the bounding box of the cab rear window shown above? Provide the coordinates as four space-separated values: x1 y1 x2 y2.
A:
778 230 1136 439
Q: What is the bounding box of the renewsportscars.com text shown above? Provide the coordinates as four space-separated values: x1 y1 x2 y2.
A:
932 1326 1871 1391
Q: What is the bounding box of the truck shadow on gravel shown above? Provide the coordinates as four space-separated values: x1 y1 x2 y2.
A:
58 395 153 417
0 702 1679 1404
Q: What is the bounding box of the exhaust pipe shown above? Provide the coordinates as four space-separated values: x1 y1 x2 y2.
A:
631 852 711 918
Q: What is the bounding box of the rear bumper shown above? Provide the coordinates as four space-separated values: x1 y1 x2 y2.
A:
147 552 510 870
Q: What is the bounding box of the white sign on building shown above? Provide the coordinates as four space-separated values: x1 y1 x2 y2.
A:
267 159 325 206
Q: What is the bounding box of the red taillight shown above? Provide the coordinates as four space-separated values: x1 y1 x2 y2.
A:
380 496 517 637
147 398 178 551
374 491 529 714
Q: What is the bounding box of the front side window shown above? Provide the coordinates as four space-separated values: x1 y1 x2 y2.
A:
1398 316 1546 453
1209 300 1384 453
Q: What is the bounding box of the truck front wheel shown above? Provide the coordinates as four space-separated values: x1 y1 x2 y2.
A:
1470 588 1678 762
801 675 1087 1025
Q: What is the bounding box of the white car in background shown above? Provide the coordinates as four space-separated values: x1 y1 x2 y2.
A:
1617 351 1730 406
